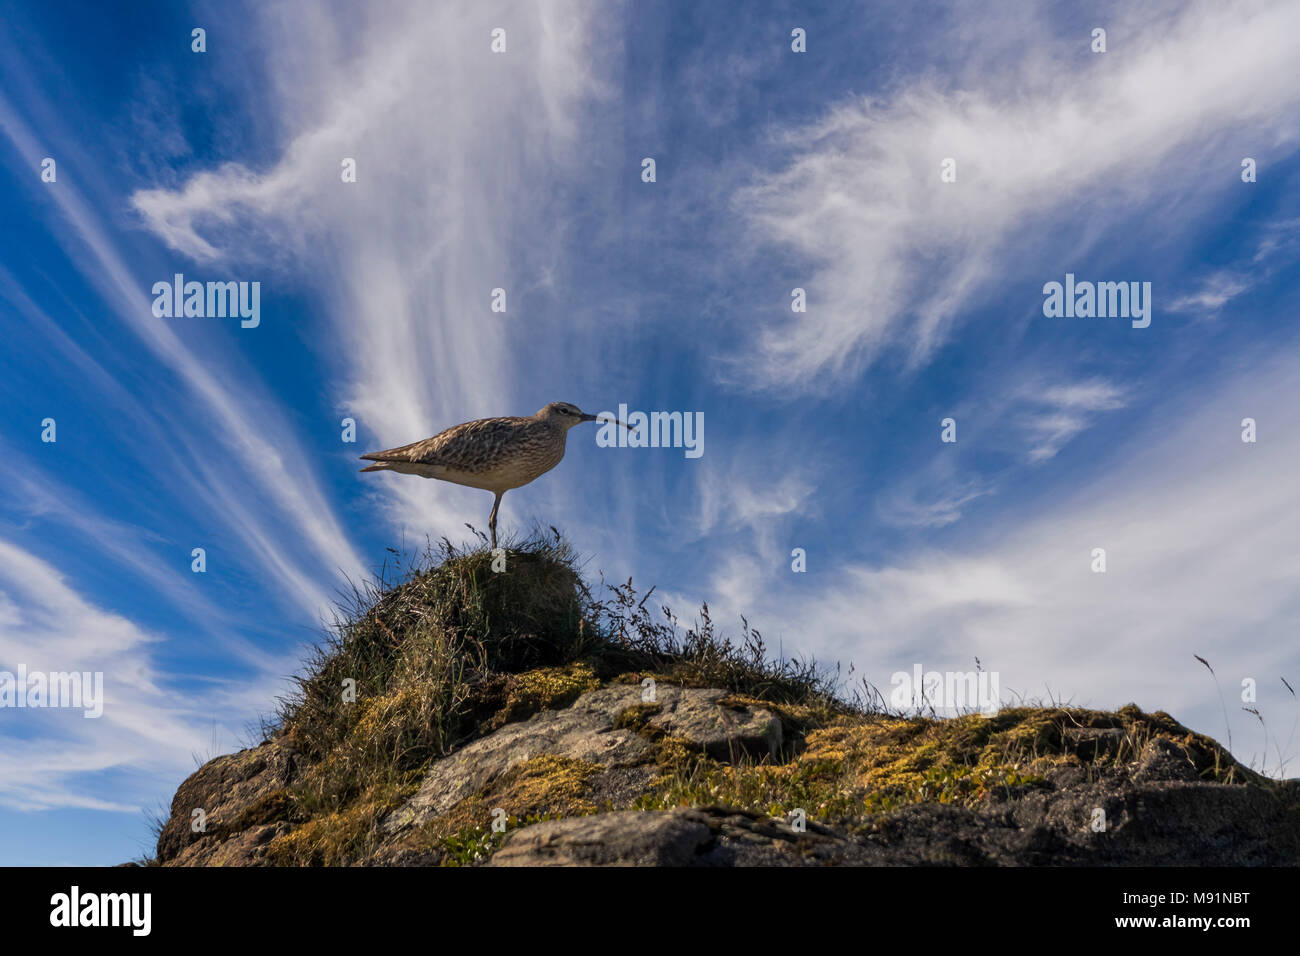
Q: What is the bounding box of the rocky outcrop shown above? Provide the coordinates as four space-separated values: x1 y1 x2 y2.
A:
155 741 301 866
382 683 782 836
484 748 1300 867
150 683 1300 867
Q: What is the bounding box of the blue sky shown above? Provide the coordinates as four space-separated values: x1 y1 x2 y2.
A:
2 0 1299 865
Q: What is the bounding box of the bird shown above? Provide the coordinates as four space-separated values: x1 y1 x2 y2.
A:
359 402 628 548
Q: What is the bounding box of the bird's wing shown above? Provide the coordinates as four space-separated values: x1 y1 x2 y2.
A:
359 417 527 472
359 435 447 465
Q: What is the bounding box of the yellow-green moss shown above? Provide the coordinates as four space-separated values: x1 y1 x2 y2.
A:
267 750 603 867
226 788 302 833
613 671 709 690
391 754 604 865
614 702 664 732
484 662 600 730
637 704 1255 824
266 781 413 866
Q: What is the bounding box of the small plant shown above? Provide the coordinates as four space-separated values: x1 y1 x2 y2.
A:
439 825 508 866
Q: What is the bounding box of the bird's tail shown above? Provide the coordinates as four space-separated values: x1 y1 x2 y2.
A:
359 463 390 473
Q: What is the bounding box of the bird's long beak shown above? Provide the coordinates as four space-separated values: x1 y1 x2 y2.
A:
583 413 631 429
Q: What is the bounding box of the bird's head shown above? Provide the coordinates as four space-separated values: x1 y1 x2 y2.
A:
538 402 630 431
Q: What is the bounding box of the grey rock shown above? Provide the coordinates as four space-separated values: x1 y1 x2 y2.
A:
156 740 297 866
489 806 872 866
172 821 289 867
489 810 713 866
383 683 782 834
1131 736 1199 783
486 776 1300 867
1062 726 1126 762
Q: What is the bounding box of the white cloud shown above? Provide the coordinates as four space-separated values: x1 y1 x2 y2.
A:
880 479 994 529
127 0 613 539
1020 379 1127 462
0 449 287 671
0 105 366 619
1167 271 1252 314
702 349 1300 773
694 462 816 538
872 376 1125 530
0 539 255 812
734 0 1300 391
1167 219 1300 315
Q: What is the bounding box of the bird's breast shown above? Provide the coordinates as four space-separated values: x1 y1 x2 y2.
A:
435 430 566 492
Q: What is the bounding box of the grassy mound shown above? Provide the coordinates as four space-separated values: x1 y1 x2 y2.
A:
264 530 841 864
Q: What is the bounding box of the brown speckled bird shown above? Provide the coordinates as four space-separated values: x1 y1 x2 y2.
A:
359 402 628 547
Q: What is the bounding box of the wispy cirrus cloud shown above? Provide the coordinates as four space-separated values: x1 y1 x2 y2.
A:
699 345 1300 773
694 461 816 539
732 0 1300 392
1167 218 1300 315
1020 379 1128 463
880 477 994 529
872 375 1125 531
0 102 366 618
0 539 254 812
1167 271 1253 314
128 0 615 539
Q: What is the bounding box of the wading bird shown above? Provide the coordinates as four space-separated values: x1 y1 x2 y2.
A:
360 402 628 547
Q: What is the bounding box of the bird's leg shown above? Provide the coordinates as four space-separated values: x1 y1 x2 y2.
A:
489 491 503 549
